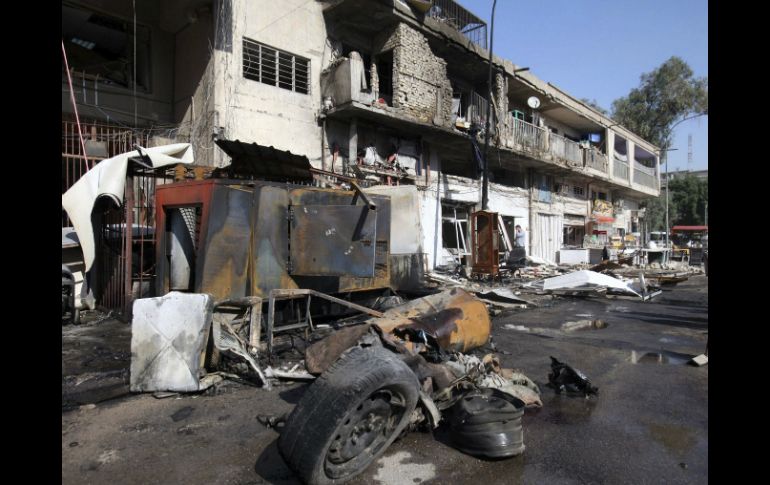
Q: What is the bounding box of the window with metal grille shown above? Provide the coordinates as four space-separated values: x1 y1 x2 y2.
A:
243 37 309 94
572 186 585 197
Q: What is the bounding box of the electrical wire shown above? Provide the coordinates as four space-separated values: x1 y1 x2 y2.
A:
133 0 137 129
62 39 89 172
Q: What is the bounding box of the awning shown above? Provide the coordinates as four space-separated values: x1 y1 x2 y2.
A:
591 215 615 223
672 225 707 232
563 214 586 226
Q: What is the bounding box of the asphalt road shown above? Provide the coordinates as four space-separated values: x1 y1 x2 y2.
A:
62 275 708 484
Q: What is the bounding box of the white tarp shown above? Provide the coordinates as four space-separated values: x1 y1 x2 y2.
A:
62 143 193 271
542 270 641 297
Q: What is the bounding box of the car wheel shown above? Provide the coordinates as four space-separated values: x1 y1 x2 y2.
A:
279 343 419 484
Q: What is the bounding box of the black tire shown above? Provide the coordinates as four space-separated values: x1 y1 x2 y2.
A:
279 343 420 485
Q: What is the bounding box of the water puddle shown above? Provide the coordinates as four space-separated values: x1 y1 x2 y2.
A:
533 395 598 425
629 350 691 365
647 423 696 455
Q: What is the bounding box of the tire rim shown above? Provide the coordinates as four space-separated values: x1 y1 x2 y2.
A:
324 388 407 479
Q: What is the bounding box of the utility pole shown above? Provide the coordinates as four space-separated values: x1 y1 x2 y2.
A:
482 0 497 211
661 147 678 248
660 112 707 247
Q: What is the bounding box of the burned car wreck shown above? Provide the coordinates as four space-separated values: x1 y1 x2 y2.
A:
278 288 536 484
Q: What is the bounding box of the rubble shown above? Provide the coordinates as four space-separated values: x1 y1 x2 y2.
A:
547 357 599 397
561 319 608 332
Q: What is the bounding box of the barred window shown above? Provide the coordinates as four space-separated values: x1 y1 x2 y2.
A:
243 37 309 94
572 186 585 197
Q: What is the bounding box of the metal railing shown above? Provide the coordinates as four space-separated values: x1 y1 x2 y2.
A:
585 147 608 173
634 167 657 189
510 116 547 151
467 91 491 127
62 116 172 314
549 132 582 164
634 162 657 176
613 156 630 181
427 0 488 50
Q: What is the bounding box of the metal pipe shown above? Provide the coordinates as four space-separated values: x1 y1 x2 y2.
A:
660 147 679 247
349 181 377 210
321 116 327 173
482 0 497 211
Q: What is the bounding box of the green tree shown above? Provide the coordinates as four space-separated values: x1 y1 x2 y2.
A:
641 196 668 232
611 56 707 150
580 98 608 115
669 175 708 225
613 57 708 235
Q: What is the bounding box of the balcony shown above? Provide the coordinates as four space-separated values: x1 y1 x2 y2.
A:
585 147 608 174
633 164 658 189
502 115 547 152
427 0 488 50
549 132 582 165
613 154 630 182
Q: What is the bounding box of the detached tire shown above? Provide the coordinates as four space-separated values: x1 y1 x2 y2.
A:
279 344 419 484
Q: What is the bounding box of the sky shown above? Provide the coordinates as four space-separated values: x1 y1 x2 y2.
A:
457 0 708 171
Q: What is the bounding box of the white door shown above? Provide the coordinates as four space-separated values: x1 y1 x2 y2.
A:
533 213 563 263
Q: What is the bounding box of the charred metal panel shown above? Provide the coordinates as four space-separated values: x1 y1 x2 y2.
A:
156 179 393 301
290 188 392 292
251 186 297 296
196 184 254 301
290 205 377 277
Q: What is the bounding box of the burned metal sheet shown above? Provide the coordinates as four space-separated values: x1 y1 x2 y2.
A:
214 139 313 181
373 288 491 353
290 205 377 277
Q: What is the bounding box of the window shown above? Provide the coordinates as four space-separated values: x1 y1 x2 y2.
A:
243 38 309 94
572 186 585 197
62 2 151 92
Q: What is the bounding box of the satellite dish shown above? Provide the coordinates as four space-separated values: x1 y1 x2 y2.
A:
527 96 541 109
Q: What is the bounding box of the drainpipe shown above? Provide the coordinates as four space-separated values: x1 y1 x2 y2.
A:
432 160 442 270
321 115 327 173
528 168 534 256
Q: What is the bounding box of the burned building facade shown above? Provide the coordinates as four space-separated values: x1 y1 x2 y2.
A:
62 0 661 309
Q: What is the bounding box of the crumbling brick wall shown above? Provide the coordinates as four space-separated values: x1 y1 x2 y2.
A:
375 23 453 126
494 72 509 145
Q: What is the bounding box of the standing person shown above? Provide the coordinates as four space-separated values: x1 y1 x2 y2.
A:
514 225 526 252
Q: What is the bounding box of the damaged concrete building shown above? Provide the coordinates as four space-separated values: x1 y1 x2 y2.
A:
62 0 661 311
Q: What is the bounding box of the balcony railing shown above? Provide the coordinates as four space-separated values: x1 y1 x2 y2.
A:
585 147 608 173
633 164 657 189
467 91 491 127
613 155 629 181
509 116 547 152
549 132 582 165
427 0 488 50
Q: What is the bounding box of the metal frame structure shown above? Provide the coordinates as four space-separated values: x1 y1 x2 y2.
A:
62 116 173 315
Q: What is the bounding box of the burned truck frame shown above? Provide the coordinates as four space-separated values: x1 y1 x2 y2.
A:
147 143 529 485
